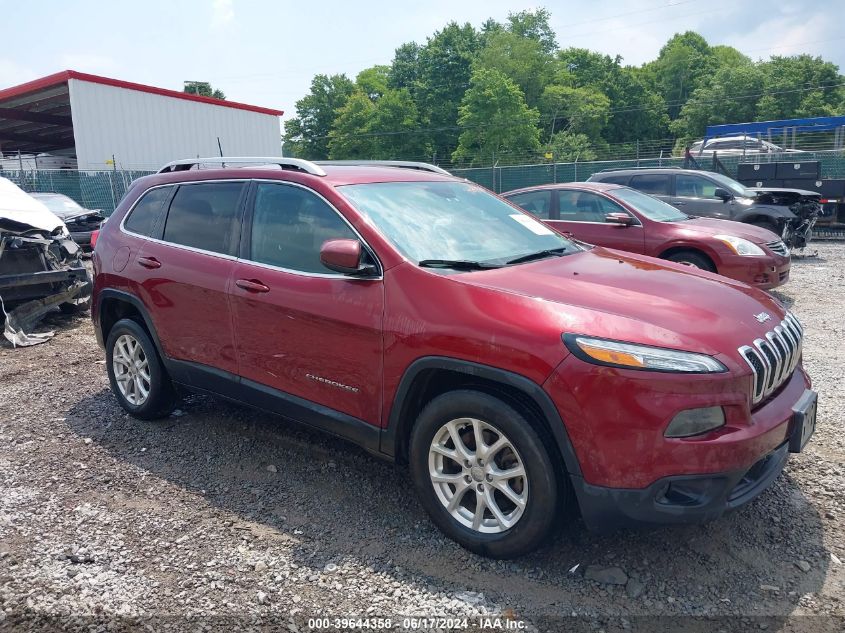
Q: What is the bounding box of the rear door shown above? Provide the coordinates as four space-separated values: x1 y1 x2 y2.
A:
134 180 246 378
229 181 384 426
670 173 732 220
550 189 644 253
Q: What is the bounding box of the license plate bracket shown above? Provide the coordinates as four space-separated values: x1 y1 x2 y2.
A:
789 389 818 453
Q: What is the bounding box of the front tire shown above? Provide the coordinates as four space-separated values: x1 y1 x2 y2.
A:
665 250 716 272
105 318 176 420
409 390 560 558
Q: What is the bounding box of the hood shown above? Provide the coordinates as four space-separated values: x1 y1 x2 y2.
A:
676 217 781 244
748 187 821 199
0 178 66 233
457 247 786 357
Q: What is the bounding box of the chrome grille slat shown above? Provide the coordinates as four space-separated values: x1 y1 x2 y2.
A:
765 240 789 256
739 313 803 406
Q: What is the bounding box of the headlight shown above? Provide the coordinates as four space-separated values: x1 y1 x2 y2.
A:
714 234 765 256
564 335 727 373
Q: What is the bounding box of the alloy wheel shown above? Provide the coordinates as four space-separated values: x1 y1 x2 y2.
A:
428 417 528 534
112 334 151 406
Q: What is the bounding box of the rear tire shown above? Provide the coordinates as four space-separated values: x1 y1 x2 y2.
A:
409 390 560 558
105 318 176 420
665 250 716 272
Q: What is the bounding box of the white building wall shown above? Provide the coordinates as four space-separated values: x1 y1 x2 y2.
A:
68 79 281 171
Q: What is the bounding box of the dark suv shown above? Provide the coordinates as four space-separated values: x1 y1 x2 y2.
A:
92 157 816 558
587 168 821 248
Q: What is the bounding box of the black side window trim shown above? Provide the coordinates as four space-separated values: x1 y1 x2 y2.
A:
155 180 249 257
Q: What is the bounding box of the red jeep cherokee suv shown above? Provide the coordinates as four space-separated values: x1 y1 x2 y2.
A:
92 158 817 558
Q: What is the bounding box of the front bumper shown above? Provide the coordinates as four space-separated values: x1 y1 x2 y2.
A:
573 438 791 530
719 253 791 290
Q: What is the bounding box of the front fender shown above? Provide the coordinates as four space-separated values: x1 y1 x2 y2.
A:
732 204 797 223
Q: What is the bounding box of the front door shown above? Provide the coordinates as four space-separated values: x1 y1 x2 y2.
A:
670 173 734 220
548 189 645 253
229 181 384 426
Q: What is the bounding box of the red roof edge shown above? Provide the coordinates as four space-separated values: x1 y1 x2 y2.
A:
0 70 283 117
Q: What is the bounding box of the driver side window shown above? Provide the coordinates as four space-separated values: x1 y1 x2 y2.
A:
249 183 358 274
558 191 629 223
675 174 720 199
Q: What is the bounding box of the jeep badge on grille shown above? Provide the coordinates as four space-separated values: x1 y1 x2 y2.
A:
754 312 772 323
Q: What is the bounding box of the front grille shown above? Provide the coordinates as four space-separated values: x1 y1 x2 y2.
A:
765 240 789 256
738 313 803 406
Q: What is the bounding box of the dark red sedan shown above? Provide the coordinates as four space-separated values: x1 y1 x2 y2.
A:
504 182 791 289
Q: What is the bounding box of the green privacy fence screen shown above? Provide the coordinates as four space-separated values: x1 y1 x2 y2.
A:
2 149 844 214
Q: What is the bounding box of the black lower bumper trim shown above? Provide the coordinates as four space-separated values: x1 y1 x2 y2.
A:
0 266 88 289
572 441 790 532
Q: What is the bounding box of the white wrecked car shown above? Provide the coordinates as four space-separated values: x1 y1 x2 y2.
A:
0 177 92 346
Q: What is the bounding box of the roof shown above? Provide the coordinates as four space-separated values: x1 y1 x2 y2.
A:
0 70 283 116
504 181 622 195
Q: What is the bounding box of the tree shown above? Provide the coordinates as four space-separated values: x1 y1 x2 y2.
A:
506 8 557 55
414 22 481 158
556 49 668 143
756 55 843 120
646 31 716 118
476 30 555 108
670 64 766 139
282 74 355 159
388 42 421 91
329 88 428 160
538 85 609 141
452 68 540 165
546 131 598 161
356 65 391 101
183 81 225 99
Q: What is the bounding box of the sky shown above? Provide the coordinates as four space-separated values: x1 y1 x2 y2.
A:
1 0 843 131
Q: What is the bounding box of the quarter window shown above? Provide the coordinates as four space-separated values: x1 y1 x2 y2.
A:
161 182 244 255
507 190 552 219
124 186 172 237
629 174 670 195
249 183 358 274
675 174 720 199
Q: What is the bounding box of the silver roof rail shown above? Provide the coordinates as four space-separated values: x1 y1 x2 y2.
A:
157 157 327 176
314 160 451 176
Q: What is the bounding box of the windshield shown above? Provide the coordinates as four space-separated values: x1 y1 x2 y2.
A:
340 181 579 266
32 194 84 216
706 172 754 198
611 187 689 222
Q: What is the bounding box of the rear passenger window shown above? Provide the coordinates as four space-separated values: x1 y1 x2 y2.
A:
124 187 171 237
162 182 244 255
249 183 357 274
629 174 670 195
507 191 552 219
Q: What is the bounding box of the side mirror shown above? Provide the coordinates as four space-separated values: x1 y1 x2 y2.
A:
605 212 634 226
714 188 732 201
320 239 377 276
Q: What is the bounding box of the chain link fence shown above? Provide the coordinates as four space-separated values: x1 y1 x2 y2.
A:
0 169 154 215
2 149 844 214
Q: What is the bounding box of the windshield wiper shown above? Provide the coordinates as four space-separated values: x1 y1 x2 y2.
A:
418 259 501 271
505 247 568 266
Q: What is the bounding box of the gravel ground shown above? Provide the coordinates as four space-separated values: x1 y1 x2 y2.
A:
1 243 844 632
